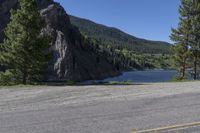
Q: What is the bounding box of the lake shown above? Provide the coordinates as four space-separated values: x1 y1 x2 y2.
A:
103 70 177 83
84 70 177 84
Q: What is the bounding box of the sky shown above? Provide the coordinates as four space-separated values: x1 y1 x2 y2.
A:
54 0 181 43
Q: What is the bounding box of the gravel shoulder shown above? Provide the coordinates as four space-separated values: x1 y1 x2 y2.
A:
1 82 200 133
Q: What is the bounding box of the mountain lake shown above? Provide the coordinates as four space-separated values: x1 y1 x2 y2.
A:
83 70 178 84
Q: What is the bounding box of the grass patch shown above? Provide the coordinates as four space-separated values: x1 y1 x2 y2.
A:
0 84 41 89
90 81 133 85
168 77 200 83
0 81 78 88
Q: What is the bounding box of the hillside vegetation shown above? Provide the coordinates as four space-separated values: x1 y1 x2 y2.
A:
70 15 173 70
70 15 171 54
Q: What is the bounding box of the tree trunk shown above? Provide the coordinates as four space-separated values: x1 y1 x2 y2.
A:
182 64 185 79
23 71 27 85
181 58 186 80
193 54 198 80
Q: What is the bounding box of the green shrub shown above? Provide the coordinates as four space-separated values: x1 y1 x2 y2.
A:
0 70 21 86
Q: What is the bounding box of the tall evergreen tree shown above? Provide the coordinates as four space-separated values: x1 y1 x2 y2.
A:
0 0 51 85
190 0 200 80
170 0 192 80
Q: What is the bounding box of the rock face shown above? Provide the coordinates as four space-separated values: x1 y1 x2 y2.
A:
0 0 119 81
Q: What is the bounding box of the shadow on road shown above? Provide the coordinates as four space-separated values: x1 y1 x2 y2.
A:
44 81 150 86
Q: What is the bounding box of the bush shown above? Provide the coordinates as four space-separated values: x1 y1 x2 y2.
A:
0 70 21 86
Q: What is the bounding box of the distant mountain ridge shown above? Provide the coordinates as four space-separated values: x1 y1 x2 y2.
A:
70 15 171 54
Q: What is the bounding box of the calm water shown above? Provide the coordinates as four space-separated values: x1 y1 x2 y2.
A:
102 70 177 83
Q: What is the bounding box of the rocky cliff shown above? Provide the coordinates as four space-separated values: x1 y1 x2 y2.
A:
0 0 119 82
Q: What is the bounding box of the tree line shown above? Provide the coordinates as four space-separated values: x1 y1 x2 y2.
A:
82 34 171 72
171 0 200 80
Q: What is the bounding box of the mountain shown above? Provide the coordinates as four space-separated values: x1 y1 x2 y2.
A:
0 0 172 83
70 15 171 54
0 0 119 82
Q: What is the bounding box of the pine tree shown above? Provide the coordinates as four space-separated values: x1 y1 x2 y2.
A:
0 0 51 85
170 40 189 80
170 0 192 80
190 0 200 80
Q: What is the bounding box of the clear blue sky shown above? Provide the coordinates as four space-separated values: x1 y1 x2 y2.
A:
54 0 181 43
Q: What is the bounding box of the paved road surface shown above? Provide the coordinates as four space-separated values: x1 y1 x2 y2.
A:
1 82 200 133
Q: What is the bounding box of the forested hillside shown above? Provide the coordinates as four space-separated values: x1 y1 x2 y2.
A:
70 15 171 54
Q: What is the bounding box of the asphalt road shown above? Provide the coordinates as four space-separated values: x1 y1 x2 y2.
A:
1 82 200 133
